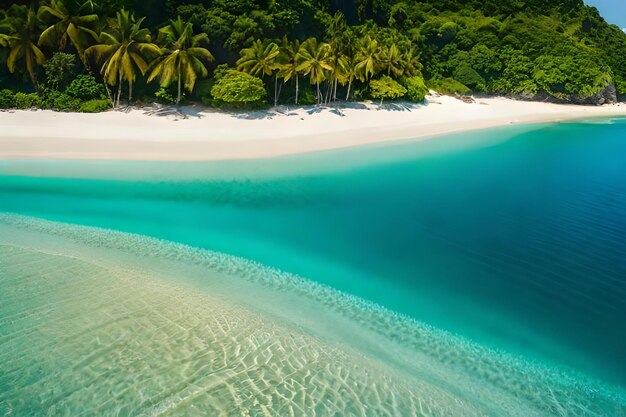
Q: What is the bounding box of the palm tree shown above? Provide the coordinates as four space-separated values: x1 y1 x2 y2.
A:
325 47 344 104
337 53 357 101
1 5 46 91
277 37 301 105
236 39 280 77
354 35 380 82
0 10 11 47
37 0 99 65
380 44 404 78
0 21 11 48
85 9 159 107
148 17 214 106
402 47 421 77
236 39 279 104
296 38 332 105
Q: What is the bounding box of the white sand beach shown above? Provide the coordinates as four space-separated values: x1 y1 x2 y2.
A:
1 95 626 160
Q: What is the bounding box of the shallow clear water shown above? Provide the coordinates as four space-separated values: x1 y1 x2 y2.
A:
1 118 626 415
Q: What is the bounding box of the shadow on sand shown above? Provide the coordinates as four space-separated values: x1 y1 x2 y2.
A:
124 99 429 121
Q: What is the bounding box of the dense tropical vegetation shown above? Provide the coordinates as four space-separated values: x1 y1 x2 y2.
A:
1 0 625 112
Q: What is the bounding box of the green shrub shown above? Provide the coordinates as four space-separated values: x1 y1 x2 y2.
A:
401 76 429 102
42 90 81 112
43 52 76 91
453 64 486 91
0 89 16 108
155 86 177 104
194 79 213 99
533 53 613 99
298 88 317 106
428 77 472 95
369 76 407 104
210 69 268 109
54 94 82 112
13 92 42 109
616 79 626 96
79 99 112 113
66 75 107 101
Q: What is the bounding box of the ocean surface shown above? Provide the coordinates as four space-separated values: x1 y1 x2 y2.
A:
1 118 626 416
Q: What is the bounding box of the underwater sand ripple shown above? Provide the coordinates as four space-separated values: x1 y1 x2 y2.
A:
0 214 624 416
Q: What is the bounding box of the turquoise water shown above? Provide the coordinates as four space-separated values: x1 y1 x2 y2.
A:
1 118 626 415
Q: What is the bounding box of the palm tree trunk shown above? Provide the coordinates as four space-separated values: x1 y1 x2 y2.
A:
325 79 333 105
274 74 278 106
29 72 39 94
105 83 113 106
295 75 299 105
316 83 321 106
116 82 122 108
129 81 133 103
324 81 329 105
26 55 39 93
345 77 353 101
177 68 182 106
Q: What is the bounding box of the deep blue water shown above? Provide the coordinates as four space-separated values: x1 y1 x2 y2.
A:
1 118 625 387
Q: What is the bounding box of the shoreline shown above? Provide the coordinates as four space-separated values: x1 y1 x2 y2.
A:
1 95 626 161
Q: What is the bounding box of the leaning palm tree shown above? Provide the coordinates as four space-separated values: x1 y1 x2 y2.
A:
237 39 280 104
37 0 99 65
296 37 332 105
1 5 46 91
354 35 380 82
85 9 159 107
276 37 302 105
147 17 214 106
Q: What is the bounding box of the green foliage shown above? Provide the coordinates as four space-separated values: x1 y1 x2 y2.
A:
155 86 177 104
210 68 268 109
43 52 76 91
65 74 107 100
369 75 407 103
193 79 213 99
298 87 317 105
13 92 41 109
1 5 46 90
493 48 539 96
401 76 429 102
453 63 486 91
79 99 112 113
84 9 160 106
0 88 16 108
148 16 214 105
428 77 471 95
42 89 82 112
533 51 612 99
2 0 626 108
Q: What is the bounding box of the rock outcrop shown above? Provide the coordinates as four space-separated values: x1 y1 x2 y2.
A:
508 83 617 106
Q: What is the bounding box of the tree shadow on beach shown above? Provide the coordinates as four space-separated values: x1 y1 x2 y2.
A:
376 101 426 112
136 104 204 120
233 109 278 120
129 99 432 122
